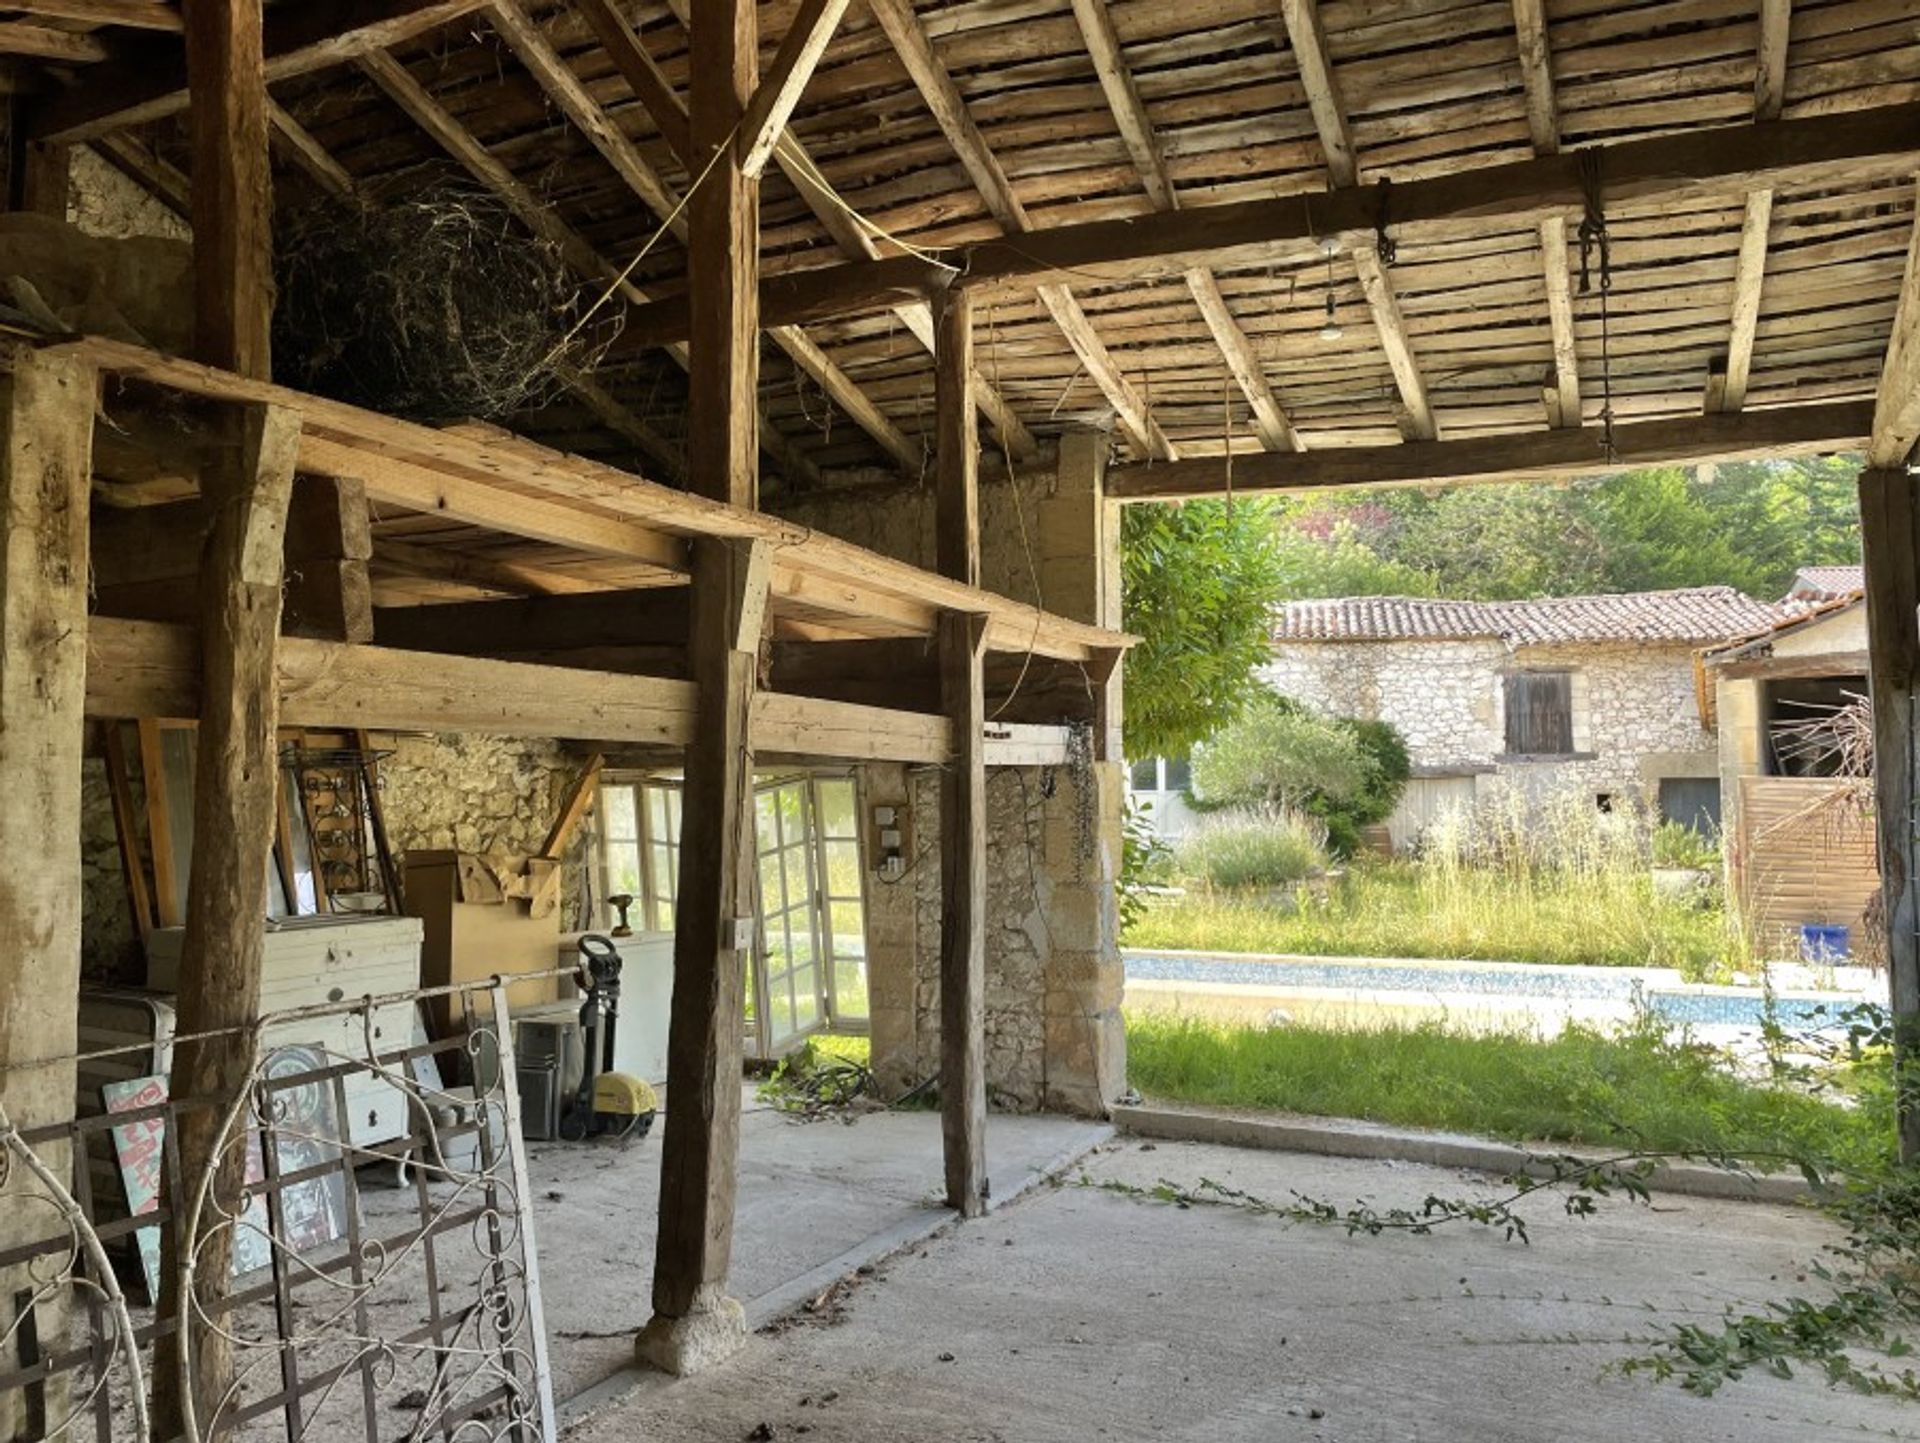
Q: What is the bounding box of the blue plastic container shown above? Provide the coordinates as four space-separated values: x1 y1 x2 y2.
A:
1799 923 1851 963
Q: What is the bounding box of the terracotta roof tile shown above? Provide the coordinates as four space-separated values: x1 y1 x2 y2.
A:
1274 586 1784 646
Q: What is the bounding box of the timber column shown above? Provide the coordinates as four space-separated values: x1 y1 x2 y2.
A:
1860 466 1920 1164
636 0 761 1375
0 346 97 1443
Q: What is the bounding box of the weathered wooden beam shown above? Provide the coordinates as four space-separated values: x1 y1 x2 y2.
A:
736 0 847 179
1858 465 1920 1165
637 538 763 1373
1277 0 1357 187
10 0 182 29
938 608 988 1217
1538 216 1580 427
0 22 109 63
631 103 1920 330
1351 246 1438 441
865 0 1174 460
373 589 689 653
572 0 690 166
185 0 271 376
370 537 602 597
484 0 912 474
1713 3 1790 416
30 0 488 143
0 347 97 1435
1755 0 1792 122
1510 0 1557 156
935 285 978 587
1109 398 1874 500
1710 648 1869 682
1066 0 1297 451
1870 186 1920 470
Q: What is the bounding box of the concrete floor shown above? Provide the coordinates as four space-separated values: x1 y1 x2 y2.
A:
568 1137 1920 1443
512 1089 1110 1401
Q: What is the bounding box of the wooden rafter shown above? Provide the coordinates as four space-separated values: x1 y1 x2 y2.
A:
736 0 848 180
1714 1 1793 414
7 0 181 29
30 0 490 143
1869 183 1920 470
1278 0 1436 441
481 0 917 476
0 22 110 62
634 102 1920 336
1510 0 1580 429
1109 398 1873 501
355 45 821 488
648 0 1037 461
865 0 1177 461
1068 0 1300 451
370 537 603 597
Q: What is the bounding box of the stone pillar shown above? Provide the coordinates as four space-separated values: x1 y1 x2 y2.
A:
1042 759 1127 1114
1037 427 1121 629
861 763 922 1098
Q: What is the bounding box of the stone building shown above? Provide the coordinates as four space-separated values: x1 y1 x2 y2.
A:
1258 587 1786 849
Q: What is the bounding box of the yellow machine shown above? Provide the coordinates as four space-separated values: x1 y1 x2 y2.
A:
559 936 659 1142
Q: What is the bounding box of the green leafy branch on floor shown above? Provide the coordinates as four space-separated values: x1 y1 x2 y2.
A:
1081 1146 1777 1247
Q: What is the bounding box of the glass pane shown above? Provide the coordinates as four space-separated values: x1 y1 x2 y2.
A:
782 844 811 910
603 784 637 840
1129 758 1158 790
650 844 677 902
1164 754 1192 792
767 985 794 1044
822 840 862 897
759 850 786 913
793 981 820 1031
606 841 642 899
829 900 866 959
833 957 869 1022
755 790 780 849
816 779 857 838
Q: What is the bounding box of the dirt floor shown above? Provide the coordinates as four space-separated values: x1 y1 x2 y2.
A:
568 1137 1920 1443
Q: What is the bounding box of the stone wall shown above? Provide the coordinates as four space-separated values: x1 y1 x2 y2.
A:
864 758 1124 1115
76 732 595 984
1264 636 1718 813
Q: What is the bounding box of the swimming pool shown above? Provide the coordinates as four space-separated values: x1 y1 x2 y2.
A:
1123 952 1860 1031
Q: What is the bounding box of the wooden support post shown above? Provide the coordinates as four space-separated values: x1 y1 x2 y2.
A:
637 538 768 1374
686 0 758 510
156 3 287 1433
934 284 978 586
282 474 373 641
939 610 989 1216
0 346 96 1443
158 402 301 1435
1860 465 1920 1164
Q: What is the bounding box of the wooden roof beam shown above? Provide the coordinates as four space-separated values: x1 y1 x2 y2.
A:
481 0 918 475
355 45 819 488
652 0 1036 456
736 0 848 179
370 538 604 598
1511 0 1580 429
8 0 181 30
1068 0 1300 451
0 22 110 62
1713 2 1792 415
1109 398 1873 501
866 0 1176 461
1279 0 1436 440
1869 185 1920 470
617 102 1920 335
29 0 489 143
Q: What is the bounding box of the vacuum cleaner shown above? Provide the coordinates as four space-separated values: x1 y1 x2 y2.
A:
559 934 658 1143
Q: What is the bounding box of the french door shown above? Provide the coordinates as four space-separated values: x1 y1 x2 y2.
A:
750 774 869 1056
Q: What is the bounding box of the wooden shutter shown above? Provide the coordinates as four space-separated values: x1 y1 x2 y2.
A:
1505 671 1573 754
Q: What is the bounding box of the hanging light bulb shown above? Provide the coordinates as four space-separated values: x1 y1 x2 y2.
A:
1318 241 1344 341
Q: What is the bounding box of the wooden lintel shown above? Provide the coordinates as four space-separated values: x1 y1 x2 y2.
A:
1108 399 1875 501
1708 649 1869 682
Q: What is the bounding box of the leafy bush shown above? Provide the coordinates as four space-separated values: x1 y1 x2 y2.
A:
1118 796 1174 932
1190 694 1410 855
1651 819 1721 870
1121 498 1288 761
1174 807 1328 890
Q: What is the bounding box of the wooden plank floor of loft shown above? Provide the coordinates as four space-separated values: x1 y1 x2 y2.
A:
61 334 1128 663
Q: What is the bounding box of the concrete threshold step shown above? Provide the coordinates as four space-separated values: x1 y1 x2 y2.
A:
1109 1103 1814 1205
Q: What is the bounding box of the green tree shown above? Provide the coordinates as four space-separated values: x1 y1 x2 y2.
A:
1121 498 1287 760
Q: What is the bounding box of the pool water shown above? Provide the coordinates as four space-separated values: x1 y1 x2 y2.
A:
1124 953 1856 1031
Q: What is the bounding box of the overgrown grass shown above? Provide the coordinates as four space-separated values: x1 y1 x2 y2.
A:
1127 862 1734 974
1125 1011 1893 1175
1175 807 1328 890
